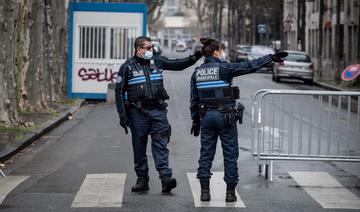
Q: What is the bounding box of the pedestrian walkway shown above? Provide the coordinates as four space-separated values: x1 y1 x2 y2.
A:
1 171 359 210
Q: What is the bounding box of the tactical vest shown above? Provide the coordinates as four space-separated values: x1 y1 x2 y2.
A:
195 65 235 107
126 59 169 103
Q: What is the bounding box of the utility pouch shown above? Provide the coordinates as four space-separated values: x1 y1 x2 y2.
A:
232 86 240 99
235 102 245 124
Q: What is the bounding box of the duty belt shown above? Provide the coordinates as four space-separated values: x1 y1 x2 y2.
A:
131 99 167 110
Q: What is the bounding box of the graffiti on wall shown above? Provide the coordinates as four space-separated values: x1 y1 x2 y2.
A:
78 68 118 82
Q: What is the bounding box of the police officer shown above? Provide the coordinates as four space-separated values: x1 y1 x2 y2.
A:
115 36 202 193
190 38 287 202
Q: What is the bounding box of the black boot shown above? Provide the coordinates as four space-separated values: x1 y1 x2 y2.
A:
200 178 210 201
161 176 177 193
225 183 237 202
131 176 149 192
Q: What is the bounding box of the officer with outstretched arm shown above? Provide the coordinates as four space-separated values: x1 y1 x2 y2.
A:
190 37 287 202
115 36 202 193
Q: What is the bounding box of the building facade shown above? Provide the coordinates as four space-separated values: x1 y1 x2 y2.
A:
154 0 197 48
305 0 359 80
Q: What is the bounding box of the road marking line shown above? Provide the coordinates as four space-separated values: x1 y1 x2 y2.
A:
289 171 360 209
71 173 126 208
0 175 29 204
187 172 245 207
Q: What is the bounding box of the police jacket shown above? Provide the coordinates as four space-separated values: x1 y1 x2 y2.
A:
190 55 273 119
116 54 200 118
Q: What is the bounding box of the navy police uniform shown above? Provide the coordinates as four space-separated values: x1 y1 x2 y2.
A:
116 54 199 179
190 55 273 185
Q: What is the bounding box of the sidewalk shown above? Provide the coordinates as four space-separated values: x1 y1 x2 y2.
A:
314 79 360 91
0 99 84 162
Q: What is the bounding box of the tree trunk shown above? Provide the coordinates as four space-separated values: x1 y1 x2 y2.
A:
51 0 67 101
251 0 256 45
227 0 231 47
298 0 306 51
212 1 218 38
218 1 224 40
0 0 21 127
335 0 341 81
317 0 324 78
15 0 31 111
21 0 49 112
358 0 360 62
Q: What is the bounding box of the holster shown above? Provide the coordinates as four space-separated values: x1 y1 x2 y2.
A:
124 101 132 117
198 104 207 117
235 102 245 124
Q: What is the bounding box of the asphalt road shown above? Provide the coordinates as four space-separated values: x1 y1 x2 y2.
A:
0 48 359 212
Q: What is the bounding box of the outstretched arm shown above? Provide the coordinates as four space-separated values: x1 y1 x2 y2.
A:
221 54 273 78
222 52 288 78
157 51 202 71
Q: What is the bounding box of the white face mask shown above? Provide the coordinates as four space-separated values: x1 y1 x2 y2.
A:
143 51 153 60
220 52 226 61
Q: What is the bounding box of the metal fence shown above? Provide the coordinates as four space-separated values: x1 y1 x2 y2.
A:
251 89 360 181
78 25 137 61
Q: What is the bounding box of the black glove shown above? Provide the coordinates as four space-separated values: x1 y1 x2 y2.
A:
192 51 203 61
272 51 288 63
120 116 131 134
190 118 201 137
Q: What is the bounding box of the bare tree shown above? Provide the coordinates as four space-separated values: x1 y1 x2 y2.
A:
298 0 306 51
145 0 164 35
317 0 324 77
251 0 256 44
0 0 21 127
185 0 208 32
335 0 341 81
358 0 360 62
218 1 224 40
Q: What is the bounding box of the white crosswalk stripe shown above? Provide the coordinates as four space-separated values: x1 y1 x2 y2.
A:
0 175 29 204
71 173 126 208
187 172 246 208
2 171 360 210
289 171 360 209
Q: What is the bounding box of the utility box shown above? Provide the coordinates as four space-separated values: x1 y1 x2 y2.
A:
68 2 147 99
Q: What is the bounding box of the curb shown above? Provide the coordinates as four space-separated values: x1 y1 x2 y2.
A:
0 100 84 162
313 81 344 91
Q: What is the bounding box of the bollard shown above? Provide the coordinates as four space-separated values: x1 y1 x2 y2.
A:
107 83 116 104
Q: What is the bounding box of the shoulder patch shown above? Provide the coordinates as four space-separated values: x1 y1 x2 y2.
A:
116 75 122 83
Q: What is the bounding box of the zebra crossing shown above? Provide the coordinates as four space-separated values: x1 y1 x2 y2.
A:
0 171 359 210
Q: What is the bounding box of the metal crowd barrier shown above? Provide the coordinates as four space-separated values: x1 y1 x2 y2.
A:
251 89 360 181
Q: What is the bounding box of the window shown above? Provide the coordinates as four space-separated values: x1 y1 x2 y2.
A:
285 53 311 63
78 25 137 60
110 27 137 60
79 26 106 59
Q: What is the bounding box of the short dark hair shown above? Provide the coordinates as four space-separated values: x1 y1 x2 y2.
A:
134 36 152 49
200 37 225 57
